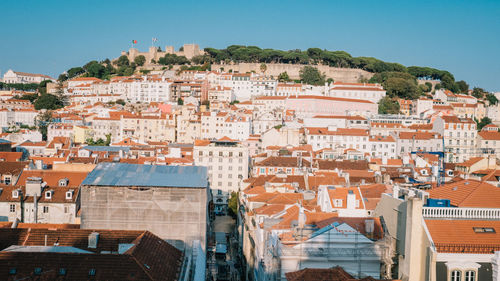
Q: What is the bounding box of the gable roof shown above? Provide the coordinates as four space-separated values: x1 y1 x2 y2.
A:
425 219 500 254
428 179 500 208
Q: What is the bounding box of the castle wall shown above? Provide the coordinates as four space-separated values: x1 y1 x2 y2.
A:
212 62 374 83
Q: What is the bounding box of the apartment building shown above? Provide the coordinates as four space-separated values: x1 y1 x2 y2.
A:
193 138 249 214
328 82 386 103
2 69 53 84
120 113 176 143
397 132 443 154
305 127 369 152
432 115 476 162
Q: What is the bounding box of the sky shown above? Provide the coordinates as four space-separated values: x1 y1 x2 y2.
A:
1 0 499 92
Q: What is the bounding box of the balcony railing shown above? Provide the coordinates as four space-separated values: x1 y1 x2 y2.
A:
422 207 500 219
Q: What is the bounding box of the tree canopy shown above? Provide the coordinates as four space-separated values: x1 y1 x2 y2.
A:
34 94 64 110
378 97 400 114
478 117 492 131
299 66 325 86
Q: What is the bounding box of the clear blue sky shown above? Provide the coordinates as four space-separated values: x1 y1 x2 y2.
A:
1 0 499 91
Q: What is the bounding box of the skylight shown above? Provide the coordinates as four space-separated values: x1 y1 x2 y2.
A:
473 227 496 233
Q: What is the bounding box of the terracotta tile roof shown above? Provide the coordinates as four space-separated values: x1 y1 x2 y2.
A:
441 115 475 124
425 219 500 254
478 131 500 140
0 228 182 281
398 131 441 140
315 217 384 240
285 266 389 281
0 152 22 162
428 179 500 208
16 170 89 188
315 159 369 171
288 95 375 104
255 156 311 168
456 157 484 167
306 127 369 136
272 205 338 230
0 161 27 176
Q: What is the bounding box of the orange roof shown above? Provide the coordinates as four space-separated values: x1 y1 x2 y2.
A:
478 131 500 140
0 152 22 162
428 179 500 208
425 219 500 253
457 157 484 167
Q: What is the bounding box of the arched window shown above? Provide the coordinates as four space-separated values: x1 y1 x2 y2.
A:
451 270 461 281
465 270 475 281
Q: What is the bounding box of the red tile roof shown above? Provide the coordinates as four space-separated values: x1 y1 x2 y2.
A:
425 219 500 254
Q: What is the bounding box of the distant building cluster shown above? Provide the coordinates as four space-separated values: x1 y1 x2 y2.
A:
0 65 499 281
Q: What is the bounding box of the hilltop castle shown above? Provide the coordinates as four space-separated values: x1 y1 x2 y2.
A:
121 44 204 65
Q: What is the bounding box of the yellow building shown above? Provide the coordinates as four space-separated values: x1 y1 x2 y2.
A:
73 125 94 144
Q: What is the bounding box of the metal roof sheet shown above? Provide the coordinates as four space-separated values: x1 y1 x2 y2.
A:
82 162 207 188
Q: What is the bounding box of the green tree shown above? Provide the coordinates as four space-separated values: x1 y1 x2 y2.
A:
278 72 290 82
36 111 53 141
177 98 184 105
478 117 492 131
383 77 420 99
115 99 126 106
486 93 498 105
327 78 334 84
472 87 485 99
228 191 239 218
134 55 146 66
260 63 267 73
37 80 50 95
116 55 130 67
378 97 400 114
299 66 325 86
455 80 469 93
34 94 64 110
67 67 84 79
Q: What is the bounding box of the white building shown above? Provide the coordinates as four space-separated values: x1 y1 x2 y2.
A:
193 138 249 214
305 127 369 152
2 69 53 84
432 115 476 163
328 82 386 104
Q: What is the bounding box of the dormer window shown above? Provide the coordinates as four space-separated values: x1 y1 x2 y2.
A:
45 191 53 200
12 190 19 199
59 178 68 187
66 190 74 200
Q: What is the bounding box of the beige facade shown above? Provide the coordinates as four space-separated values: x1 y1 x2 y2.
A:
212 62 373 83
121 44 204 65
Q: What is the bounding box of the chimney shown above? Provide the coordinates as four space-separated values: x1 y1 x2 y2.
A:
382 156 388 165
298 206 306 229
365 219 374 235
346 190 356 210
25 177 43 197
88 232 99 249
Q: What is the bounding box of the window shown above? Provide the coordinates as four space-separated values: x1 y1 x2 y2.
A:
10 204 15 212
473 227 495 233
8 268 16 275
43 206 49 213
34 268 42 275
64 206 69 213
59 268 67 276
451 270 461 281
465 270 475 281
89 269 96 276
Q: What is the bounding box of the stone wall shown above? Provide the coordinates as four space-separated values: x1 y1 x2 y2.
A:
212 63 374 83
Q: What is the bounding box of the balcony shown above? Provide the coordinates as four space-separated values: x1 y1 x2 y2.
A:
422 207 500 219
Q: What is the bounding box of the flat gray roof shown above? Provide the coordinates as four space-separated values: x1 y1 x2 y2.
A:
82 162 208 188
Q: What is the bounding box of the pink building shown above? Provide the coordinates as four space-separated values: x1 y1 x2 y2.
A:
285 95 377 118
